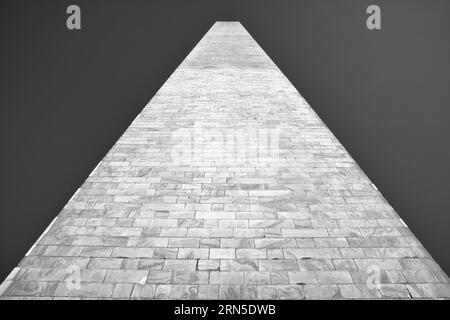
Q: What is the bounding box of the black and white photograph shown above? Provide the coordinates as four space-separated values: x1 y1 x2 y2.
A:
1 0 449 311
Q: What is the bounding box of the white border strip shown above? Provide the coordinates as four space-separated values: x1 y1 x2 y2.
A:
0 280 13 296
400 219 408 227
89 160 103 177
25 216 59 257
68 187 81 203
131 113 141 125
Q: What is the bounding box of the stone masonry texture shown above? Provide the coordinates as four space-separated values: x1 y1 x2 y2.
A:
1 22 449 300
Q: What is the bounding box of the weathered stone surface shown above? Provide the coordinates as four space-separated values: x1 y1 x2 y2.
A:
1 21 448 300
